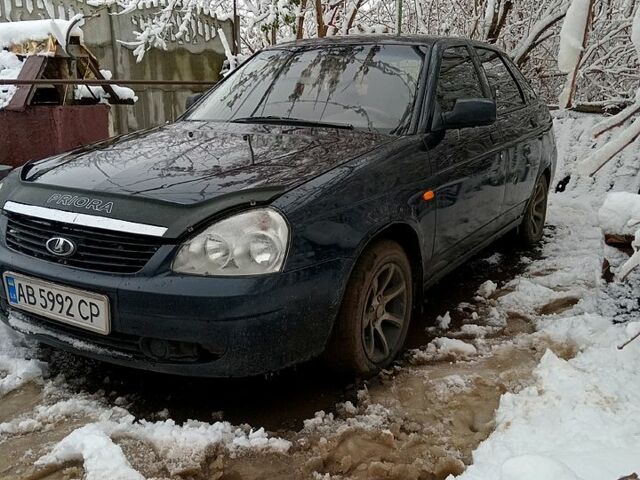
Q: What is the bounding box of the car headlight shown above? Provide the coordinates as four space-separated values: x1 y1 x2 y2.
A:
172 208 289 276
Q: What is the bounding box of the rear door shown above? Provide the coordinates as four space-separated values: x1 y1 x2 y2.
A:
425 43 507 272
474 47 542 223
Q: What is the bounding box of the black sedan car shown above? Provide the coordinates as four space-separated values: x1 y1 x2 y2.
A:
0 36 555 377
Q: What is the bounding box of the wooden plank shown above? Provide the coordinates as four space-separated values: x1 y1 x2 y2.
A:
86 61 123 104
5 56 47 112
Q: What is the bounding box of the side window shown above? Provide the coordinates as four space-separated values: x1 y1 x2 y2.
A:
476 47 525 112
435 46 484 113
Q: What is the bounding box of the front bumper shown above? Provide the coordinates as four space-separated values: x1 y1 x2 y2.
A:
0 245 350 377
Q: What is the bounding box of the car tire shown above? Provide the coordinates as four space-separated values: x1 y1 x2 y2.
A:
324 240 413 377
518 174 549 244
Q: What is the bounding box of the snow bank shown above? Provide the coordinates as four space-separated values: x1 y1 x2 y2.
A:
0 50 23 109
0 15 84 51
0 322 44 397
598 191 640 235
36 417 291 477
451 112 640 480
36 424 144 480
453 316 640 480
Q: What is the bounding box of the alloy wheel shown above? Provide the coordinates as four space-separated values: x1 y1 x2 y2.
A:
361 262 409 364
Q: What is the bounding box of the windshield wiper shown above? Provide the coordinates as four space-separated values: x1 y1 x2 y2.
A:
230 116 354 130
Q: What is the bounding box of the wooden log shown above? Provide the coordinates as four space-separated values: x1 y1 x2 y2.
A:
604 233 635 256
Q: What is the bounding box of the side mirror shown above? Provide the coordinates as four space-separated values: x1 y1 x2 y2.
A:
185 92 204 111
441 98 496 130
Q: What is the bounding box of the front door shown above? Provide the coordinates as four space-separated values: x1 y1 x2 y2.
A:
426 44 506 273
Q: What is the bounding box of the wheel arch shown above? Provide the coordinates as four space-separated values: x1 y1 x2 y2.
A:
351 222 425 309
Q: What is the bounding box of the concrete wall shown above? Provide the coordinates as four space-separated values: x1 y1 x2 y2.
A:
0 0 232 134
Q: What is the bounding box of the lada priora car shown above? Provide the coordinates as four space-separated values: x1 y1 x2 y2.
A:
0 36 556 377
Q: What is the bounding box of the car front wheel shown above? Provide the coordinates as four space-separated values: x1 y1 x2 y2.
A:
325 240 413 377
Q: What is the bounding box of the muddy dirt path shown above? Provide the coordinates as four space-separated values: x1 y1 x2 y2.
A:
1 234 566 480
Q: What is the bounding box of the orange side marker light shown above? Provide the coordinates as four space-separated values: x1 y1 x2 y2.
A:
422 190 435 202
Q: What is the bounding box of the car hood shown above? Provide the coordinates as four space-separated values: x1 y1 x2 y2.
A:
7 121 393 238
22 121 391 203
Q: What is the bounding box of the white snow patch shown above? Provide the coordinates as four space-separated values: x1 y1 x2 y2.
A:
0 322 44 398
500 455 581 480
37 417 291 476
598 191 640 235
557 0 591 74
453 317 640 480
436 311 451 330
428 337 477 358
457 324 498 338
476 280 497 299
0 50 24 109
0 15 84 51
36 423 144 480
75 69 138 103
482 252 503 265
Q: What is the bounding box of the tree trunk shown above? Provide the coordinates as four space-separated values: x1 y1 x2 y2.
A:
297 0 308 39
315 0 327 37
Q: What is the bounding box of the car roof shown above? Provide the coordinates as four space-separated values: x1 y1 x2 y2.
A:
274 34 501 50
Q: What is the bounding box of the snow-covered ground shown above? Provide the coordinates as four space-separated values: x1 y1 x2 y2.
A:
453 112 640 480
1 111 640 479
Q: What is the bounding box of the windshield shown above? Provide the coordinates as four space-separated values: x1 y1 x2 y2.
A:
187 44 427 134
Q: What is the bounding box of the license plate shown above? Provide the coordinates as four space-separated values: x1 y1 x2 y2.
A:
3 272 111 335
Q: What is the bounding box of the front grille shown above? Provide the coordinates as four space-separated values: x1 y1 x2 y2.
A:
5 212 163 274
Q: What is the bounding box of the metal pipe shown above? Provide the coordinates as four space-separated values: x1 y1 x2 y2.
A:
0 79 216 86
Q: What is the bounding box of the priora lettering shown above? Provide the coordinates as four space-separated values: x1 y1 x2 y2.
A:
46 194 114 214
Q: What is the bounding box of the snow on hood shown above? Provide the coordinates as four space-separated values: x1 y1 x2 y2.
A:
0 14 84 51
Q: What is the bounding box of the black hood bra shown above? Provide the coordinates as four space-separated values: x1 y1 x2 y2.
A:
22 121 392 205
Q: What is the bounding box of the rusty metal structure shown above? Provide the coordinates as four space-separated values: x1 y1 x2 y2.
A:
3 16 135 112
1 18 124 166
